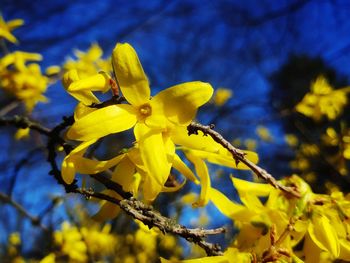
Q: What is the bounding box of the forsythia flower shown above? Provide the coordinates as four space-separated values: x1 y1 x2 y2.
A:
296 75 348 121
207 175 350 262
285 134 298 147
256 125 273 142
212 87 232 106
64 43 213 200
0 51 49 112
51 222 116 262
0 14 24 43
63 43 112 78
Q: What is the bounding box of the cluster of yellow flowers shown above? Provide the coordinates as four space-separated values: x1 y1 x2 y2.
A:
167 175 350 262
61 42 258 213
63 43 112 79
39 221 180 263
0 15 58 113
0 51 49 112
295 75 349 121
40 222 116 263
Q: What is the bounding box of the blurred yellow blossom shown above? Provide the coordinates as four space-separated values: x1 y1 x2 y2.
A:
296 75 348 121
0 51 49 112
63 43 112 78
285 134 298 147
243 139 257 151
52 221 116 262
0 15 24 43
212 88 232 106
256 125 273 142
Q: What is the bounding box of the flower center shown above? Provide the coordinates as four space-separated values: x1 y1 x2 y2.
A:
138 103 152 118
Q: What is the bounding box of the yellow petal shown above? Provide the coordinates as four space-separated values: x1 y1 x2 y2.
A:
339 239 350 260
112 43 150 106
73 102 96 120
61 159 76 184
62 69 80 89
209 188 253 222
61 139 97 183
308 214 340 257
152 81 213 125
66 73 110 105
172 154 199 184
111 157 137 193
185 153 211 207
92 190 121 221
143 173 163 201
67 104 137 141
135 123 171 186
7 19 24 30
92 201 120 221
231 177 273 196
74 153 126 174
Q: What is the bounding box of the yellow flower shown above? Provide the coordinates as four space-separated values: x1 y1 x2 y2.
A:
285 134 298 147
63 43 112 78
0 15 24 43
65 43 213 200
212 88 232 106
296 75 348 121
256 126 273 142
0 51 49 112
62 69 111 105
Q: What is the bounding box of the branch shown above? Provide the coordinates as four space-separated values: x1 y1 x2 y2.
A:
0 115 51 135
0 192 48 231
74 188 225 256
187 122 301 198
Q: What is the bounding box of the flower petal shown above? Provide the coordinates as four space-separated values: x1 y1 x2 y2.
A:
143 174 163 201
172 154 199 184
92 190 121 221
61 139 97 184
66 104 137 141
309 214 340 257
153 81 213 125
185 153 211 207
134 123 171 201
111 157 139 194
112 43 150 106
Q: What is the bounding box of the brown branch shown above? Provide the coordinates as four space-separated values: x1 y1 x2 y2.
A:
0 192 48 231
74 188 225 256
187 122 301 198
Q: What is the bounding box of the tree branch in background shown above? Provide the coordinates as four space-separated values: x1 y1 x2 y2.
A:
0 192 48 231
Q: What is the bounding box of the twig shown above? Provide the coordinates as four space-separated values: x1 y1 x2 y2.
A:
0 100 20 116
0 192 48 231
0 115 51 135
74 188 225 256
187 122 301 198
